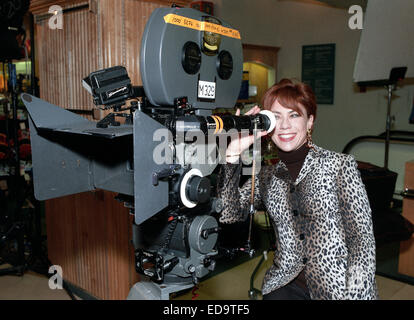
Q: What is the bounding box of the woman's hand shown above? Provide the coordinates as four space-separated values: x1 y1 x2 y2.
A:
225 105 268 162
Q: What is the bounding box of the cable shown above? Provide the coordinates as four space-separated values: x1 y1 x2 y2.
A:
161 213 179 253
191 285 199 300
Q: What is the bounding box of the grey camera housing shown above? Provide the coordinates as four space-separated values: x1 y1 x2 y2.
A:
140 7 243 112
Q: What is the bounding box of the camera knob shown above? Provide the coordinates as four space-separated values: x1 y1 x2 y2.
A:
186 175 210 204
180 168 210 208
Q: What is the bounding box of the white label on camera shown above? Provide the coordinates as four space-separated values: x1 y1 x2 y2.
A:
198 80 216 99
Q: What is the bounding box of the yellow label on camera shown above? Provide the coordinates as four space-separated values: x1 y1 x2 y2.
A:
163 14 241 39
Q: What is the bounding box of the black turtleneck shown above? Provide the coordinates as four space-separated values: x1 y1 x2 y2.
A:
276 142 310 292
277 142 310 182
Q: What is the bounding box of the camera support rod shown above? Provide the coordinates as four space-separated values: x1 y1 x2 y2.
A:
245 121 260 258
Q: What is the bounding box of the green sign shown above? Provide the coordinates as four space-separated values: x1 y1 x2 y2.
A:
302 44 335 105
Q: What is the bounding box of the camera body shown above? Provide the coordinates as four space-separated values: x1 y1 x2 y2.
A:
21 7 264 299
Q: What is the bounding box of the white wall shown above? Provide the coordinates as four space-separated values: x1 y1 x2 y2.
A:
211 0 414 156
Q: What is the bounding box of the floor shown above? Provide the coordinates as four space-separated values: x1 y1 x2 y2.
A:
1 251 413 300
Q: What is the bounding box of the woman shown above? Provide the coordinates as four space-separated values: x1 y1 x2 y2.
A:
217 79 378 300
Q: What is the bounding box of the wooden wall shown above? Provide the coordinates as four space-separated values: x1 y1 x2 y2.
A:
399 160 414 278
242 44 279 71
45 192 138 299
33 1 98 112
30 0 191 299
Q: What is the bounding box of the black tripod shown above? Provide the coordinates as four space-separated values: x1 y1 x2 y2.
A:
247 211 276 300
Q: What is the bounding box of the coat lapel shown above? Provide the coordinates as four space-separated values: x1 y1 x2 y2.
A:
295 145 322 185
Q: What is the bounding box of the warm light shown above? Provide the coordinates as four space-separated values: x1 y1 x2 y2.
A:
0 74 5 91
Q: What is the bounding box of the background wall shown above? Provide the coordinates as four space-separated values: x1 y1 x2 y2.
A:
210 0 414 154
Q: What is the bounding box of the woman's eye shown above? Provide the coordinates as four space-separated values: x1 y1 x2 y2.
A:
290 113 300 118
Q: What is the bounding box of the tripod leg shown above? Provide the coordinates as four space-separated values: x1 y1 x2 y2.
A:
248 254 264 300
15 223 26 275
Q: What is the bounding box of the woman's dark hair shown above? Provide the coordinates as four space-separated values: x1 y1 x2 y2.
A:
261 79 317 123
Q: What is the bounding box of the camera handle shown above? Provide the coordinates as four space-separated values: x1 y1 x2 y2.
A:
95 100 141 128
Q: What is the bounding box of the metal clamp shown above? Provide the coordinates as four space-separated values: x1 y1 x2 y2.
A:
135 249 179 283
152 164 181 186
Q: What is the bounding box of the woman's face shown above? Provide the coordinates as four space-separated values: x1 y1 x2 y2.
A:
269 100 314 152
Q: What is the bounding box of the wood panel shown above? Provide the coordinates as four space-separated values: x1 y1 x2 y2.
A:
34 3 98 110
399 160 414 277
242 44 280 70
30 0 88 14
404 160 414 191
45 191 139 299
30 0 192 15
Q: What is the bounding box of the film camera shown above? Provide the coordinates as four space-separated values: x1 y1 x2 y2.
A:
21 7 275 299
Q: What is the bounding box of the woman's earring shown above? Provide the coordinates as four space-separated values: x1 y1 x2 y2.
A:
306 129 315 149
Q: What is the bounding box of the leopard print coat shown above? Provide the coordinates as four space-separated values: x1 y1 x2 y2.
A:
217 144 379 300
